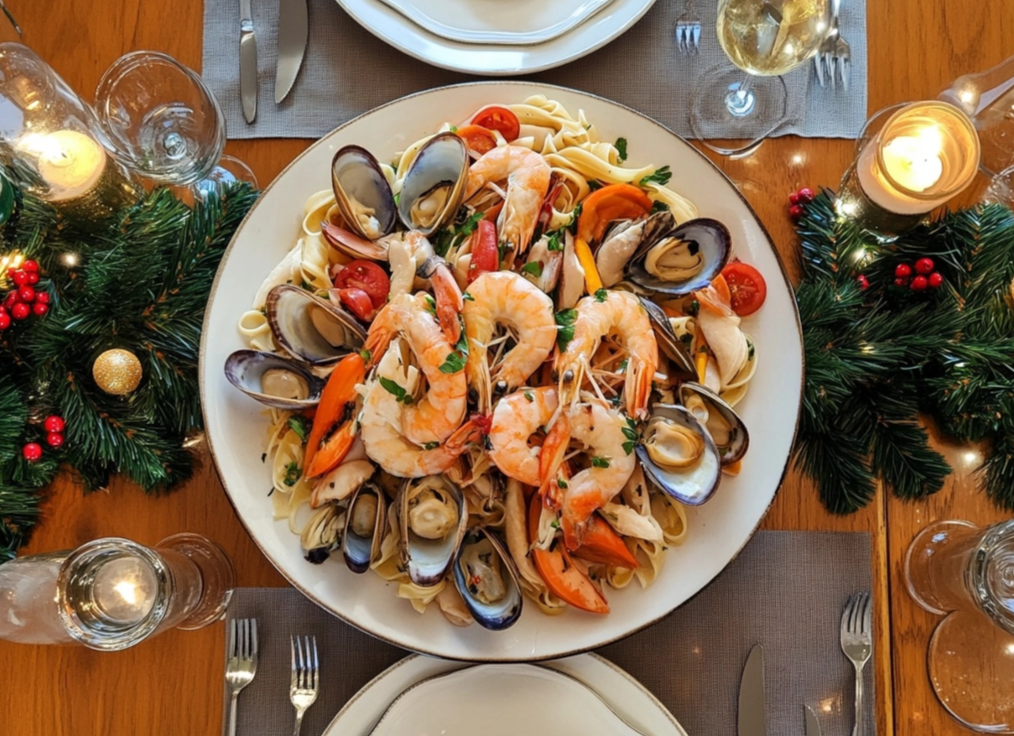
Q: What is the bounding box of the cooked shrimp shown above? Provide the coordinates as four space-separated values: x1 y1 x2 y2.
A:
557 399 637 550
383 230 463 344
555 290 659 420
488 387 559 487
364 293 466 445
463 145 551 262
695 280 748 386
360 344 483 478
462 271 556 413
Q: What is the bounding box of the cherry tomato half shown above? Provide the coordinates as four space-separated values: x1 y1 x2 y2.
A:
471 106 521 142
456 124 498 156
332 260 390 309
720 261 767 316
467 220 499 284
337 288 376 322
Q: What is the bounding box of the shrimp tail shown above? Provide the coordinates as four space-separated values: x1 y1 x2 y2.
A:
471 355 493 415
625 357 654 420
304 353 366 473
537 414 571 508
561 491 600 551
418 255 464 344
443 414 489 455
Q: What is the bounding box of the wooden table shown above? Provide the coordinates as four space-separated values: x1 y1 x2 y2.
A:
2 1 1013 734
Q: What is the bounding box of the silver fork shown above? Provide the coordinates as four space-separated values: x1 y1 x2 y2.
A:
815 0 851 90
674 0 701 54
840 593 872 736
225 618 259 736
290 635 320 736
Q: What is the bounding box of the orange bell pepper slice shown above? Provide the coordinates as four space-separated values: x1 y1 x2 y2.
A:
571 514 640 569
576 183 652 244
303 353 365 475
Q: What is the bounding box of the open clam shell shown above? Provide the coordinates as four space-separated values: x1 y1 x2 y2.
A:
637 297 696 379
266 284 367 366
678 382 750 466
331 145 397 241
342 482 387 574
396 475 468 587
635 404 722 506
627 218 731 297
397 132 468 236
453 526 523 631
224 349 324 410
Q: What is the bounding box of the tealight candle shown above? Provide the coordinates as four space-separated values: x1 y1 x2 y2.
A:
21 130 106 202
90 555 158 624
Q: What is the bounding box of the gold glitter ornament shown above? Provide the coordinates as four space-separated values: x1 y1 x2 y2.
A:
92 349 143 395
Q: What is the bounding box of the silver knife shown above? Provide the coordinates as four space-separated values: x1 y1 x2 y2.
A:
239 0 258 123
274 0 308 104
805 705 822 736
738 644 766 736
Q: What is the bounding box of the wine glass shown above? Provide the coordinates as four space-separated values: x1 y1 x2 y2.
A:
689 0 832 156
93 51 256 198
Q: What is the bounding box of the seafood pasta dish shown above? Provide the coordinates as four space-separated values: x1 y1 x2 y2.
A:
224 96 766 631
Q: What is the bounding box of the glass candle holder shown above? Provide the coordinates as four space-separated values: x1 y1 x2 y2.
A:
837 101 981 237
0 43 139 225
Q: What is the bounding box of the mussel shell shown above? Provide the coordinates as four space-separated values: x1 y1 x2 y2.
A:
627 218 731 296
342 482 387 574
397 133 468 237
266 284 366 366
331 145 397 240
396 475 468 587
452 526 523 631
301 504 344 564
678 382 750 466
596 211 676 288
636 404 722 506
637 297 696 379
224 349 324 410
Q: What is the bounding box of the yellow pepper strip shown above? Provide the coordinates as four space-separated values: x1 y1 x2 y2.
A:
723 459 743 476
574 237 603 294
695 333 709 383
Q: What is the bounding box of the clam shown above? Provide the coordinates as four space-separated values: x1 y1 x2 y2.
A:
224 349 324 410
396 475 468 587
627 218 731 296
397 133 468 236
678 382 750 466
331 145 397 241
637 297 696 379
635 404 721 506
342 482 387 574
301 504 345 564
595 211 675 288
266 284 367 366
557 230 585 310
452 526 523 631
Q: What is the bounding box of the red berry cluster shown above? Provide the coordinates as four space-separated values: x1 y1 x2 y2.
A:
894 257 944 292
788 188 815 221
22 415 66 462
1 259 48 330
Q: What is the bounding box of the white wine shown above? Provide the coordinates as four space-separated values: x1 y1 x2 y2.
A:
718 0 829 77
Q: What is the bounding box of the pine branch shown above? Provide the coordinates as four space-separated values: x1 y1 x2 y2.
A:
981 432 1014 512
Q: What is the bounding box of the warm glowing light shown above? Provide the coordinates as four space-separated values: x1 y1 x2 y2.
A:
791 153 804 165
837 200 858 217
19 130 105 200
962 449 982 468
1005 643 1014 655
113 580 139 605
62 252 79 267
958 90 976 106
882 126 944 193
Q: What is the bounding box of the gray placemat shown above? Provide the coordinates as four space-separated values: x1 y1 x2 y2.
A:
202 0 867 141
222 530 874 736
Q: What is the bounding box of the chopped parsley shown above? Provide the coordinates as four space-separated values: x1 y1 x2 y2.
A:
615 137 628 162
546 229 564 252
283 461 301 487
566 204 583 234
521 261 543 278
639 165 672 187
287 415 312 443
594 288 608 303
498 240 512 264
650 200 670 214
621 417 638 456
557 478 568 489
433 207 484 257
438 328 470 374
423 441 440 451
524 391 535 403
591 456 611 468
688 299 700 317
587 179 603 192
379 376 414 404
462 291 475 301
550 519 561 529
555 308 578 351
618 358 629 372
748 341 756 359
448 125 458 133
424 295 437 316
359 348 372 363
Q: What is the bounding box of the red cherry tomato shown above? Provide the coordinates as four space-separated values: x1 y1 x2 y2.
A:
337 288 376 322
455 124 498 156
471 106 521 142
720 261 767 317
467 220 499 283
332 260 390 309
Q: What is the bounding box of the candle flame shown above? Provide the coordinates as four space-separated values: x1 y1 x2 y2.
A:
113 580 139 605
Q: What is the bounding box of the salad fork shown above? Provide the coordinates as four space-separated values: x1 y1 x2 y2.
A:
290 635 320 736
674 0 701 54
225 618 259 736
815 0 851 90
840 593 872 736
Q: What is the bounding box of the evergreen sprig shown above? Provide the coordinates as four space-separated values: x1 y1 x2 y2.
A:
0 183 257 560
794 191 1014 514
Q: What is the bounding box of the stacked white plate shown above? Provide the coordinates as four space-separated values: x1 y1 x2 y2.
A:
334 0 657 75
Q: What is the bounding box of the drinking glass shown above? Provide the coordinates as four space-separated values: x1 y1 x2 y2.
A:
93 51 256 197
689 0 832 156
905 519 1014 733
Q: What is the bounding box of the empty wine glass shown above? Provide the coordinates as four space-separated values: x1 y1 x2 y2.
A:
93 51 255 197
689 0 832 156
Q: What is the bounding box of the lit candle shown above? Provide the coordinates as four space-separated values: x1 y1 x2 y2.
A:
19 130 106 202
90 555 158 625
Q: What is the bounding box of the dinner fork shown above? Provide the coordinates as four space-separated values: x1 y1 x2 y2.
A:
225 618 259 736
840 593 872 736
815 0 851 90
674 0 701 54
290 635 320 736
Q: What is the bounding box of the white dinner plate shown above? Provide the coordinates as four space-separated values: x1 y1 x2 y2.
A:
335 0 655 75
200 82 802 662
374 0 613 46
322 655 688 736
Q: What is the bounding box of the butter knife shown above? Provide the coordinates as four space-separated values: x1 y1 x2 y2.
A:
805 705 823 736
239 0 258 124
274 0 308 104
738 644 766 736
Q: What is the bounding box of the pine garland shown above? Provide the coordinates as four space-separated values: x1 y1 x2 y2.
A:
793 191 1014 514
0 183 258 560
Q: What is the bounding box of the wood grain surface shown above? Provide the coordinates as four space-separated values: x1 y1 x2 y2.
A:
2 1 1013 734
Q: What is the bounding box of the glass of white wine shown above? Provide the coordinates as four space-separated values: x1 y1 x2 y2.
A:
689 0 832 155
